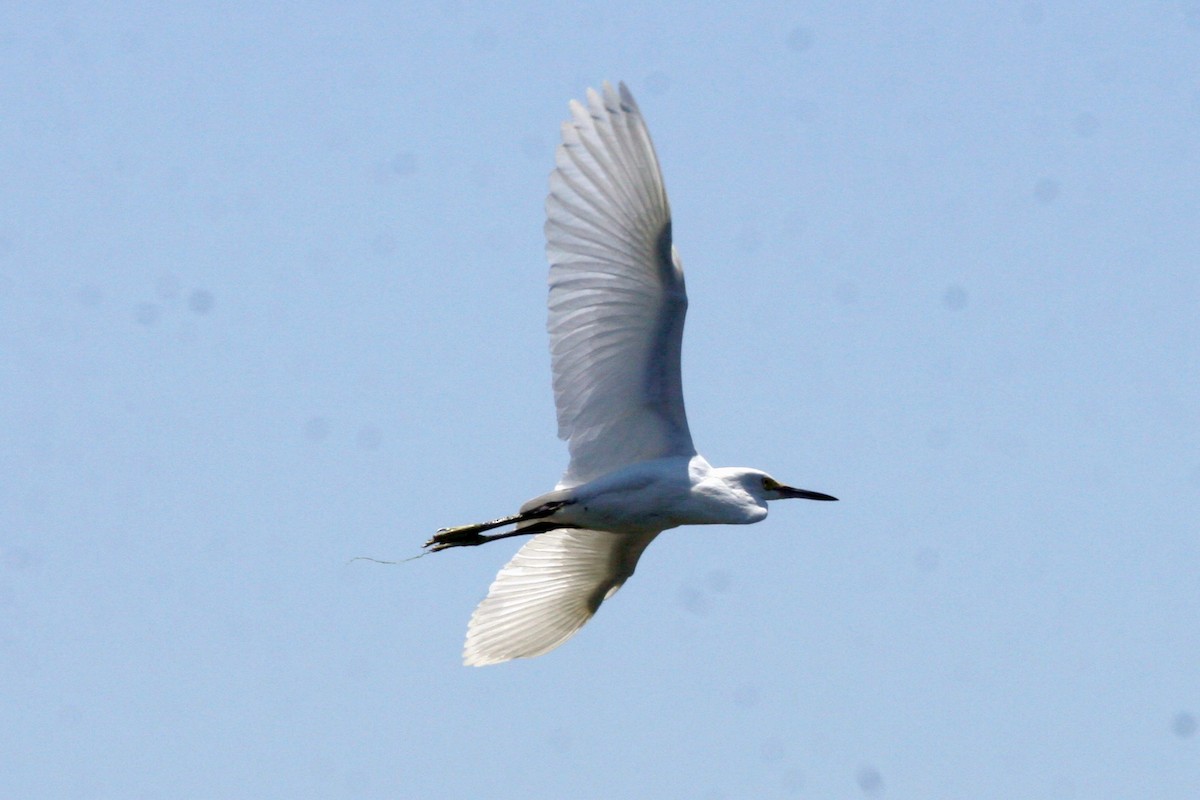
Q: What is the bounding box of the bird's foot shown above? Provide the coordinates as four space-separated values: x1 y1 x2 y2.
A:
424 525 490 551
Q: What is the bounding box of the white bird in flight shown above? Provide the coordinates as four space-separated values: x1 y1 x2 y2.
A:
426 82 836 666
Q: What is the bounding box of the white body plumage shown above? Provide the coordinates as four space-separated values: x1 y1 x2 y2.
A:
536 455 771 534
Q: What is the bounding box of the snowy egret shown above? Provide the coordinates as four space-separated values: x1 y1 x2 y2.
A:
426 82 836 666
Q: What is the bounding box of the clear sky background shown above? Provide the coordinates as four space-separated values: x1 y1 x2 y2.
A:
3 3 1199 799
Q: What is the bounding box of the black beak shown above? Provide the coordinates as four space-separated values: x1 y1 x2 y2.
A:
778 485 838 502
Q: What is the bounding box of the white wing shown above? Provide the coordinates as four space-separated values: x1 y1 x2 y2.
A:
463 529 658 666
545 82 694 486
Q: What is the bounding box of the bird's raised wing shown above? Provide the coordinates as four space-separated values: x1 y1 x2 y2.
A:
463 529 658 666
545 82 694 486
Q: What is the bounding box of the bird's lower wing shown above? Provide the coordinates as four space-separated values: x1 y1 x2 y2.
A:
463 528 659 666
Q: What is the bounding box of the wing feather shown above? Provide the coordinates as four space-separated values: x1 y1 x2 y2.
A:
463 529 659 666
545 82 694 486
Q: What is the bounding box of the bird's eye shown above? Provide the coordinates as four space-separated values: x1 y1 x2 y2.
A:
762 477 780 491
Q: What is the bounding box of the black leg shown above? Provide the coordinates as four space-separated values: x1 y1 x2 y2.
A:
424 500 573 551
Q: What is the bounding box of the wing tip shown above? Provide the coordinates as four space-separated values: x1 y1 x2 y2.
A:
571 80 640 118
462 646 510 667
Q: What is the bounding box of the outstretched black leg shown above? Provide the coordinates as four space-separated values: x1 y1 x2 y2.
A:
424 500 575 552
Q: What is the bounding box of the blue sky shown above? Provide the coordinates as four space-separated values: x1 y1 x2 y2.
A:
3 3 1199 798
